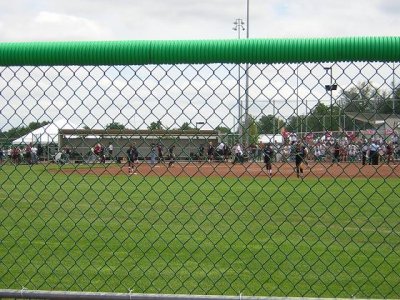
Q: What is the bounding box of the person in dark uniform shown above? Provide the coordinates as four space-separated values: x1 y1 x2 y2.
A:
157 143 164 163
198 144 205 161
361 140 369 165
168 145 176 167
263 143 274 177
295 142 308 179
207 142 214 162
127 143 139 175
333 141 340 164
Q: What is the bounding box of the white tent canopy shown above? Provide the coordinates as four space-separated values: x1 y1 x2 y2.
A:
258 134 284 144
12 119 78 145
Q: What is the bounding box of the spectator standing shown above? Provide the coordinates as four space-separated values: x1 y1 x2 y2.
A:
94 143 101 156
150 143 157 165
361 140 369 165
64 146 71 163
157 143 164 163
333 142 340 164
99 144 106 163
108 142 114 161
257 141 263 161
0 147 3 164
369 140 380 165
37 144 43 161
282 143 291 162
198 144 205 161
348 143 358 162
216 142 225 160
25 143 32 164
31 145 38 164
232 142 243 164
11 147 20 164
314 142 322 162
386 141 394 165
392 133 398 145
250 143 257 162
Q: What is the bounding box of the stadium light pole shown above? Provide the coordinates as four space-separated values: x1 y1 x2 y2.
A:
233 19 245 144
246 0 250 39
324 66 337 131
243 0 250 146
296 66 299 135
393 62 397 115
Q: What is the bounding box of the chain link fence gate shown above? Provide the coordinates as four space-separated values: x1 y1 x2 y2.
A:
0 38 399 299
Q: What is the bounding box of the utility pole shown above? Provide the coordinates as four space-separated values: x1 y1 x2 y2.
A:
324 66 337 131
243 0 250 146
233 19 245 144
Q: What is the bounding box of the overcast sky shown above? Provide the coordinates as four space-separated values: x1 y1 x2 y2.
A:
0 0 399 42
1 1 399 133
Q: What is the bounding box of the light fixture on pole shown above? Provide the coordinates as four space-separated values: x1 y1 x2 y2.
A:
233 19 245 38
195 121 205 129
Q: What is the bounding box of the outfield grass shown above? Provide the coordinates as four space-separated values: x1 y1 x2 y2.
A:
0 163 399 298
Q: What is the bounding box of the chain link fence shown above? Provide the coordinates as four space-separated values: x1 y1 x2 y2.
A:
0 38 399 299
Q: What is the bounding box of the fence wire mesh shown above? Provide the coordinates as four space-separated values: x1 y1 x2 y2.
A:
0 60 399 299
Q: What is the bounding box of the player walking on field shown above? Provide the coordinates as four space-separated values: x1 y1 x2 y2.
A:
263 143 274 177
295 142 308 179
127 143 139 175
168 145 176 168
157 143 164 163
207 141 214 162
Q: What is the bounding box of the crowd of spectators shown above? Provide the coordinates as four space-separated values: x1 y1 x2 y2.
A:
1 132 398 167
265 132 399 165
0 142 42 165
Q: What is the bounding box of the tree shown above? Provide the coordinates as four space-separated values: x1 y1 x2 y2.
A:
216 126 235 144
215 126 231 134
244 115 259 145
179 122 193 130
341 82 381 114
257 115 285 134
148 120 163 130
105 122 125 130
306 103 332 132
1 121 50 140
339 81 396 130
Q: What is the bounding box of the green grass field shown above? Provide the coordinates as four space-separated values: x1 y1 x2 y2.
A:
0 163 399 298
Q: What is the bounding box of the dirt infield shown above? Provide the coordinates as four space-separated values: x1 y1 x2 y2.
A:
60 161 400 179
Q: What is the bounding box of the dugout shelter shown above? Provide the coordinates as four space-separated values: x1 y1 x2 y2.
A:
58 128 220 162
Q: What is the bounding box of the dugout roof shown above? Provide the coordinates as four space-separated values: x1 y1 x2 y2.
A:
344 112 400 127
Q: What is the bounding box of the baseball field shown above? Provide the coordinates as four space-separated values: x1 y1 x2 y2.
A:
0 161 399 298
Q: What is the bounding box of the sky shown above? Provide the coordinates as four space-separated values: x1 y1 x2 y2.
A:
0 0 399 133
0 0 399 42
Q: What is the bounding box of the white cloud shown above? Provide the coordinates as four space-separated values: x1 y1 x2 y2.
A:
0 0 398 41
0 10 112 42
0 1 398 132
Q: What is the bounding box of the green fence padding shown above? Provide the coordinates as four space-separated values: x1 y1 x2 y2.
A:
0 37 399 66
